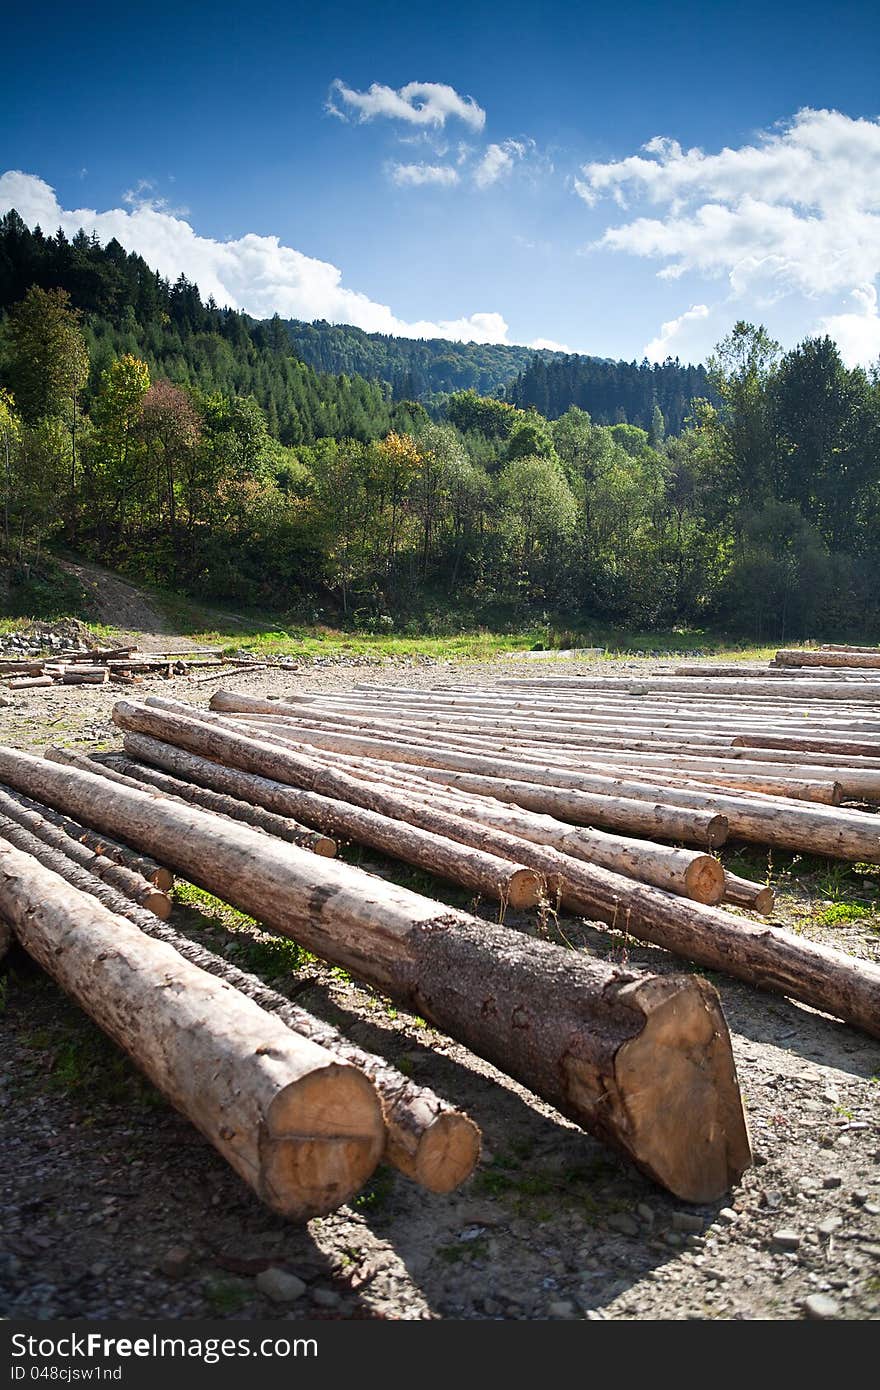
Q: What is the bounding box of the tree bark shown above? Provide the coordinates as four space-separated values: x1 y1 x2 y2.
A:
0 839 385 1219
45 746 337 858
0 810 479 1194
102 708 880 1041
73 741 543 911
723 872 774 915
776 649 880 669
0 740 750 1201
0 785 171 917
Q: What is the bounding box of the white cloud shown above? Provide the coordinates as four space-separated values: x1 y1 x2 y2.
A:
473 140 528 189
327 79 485 131
531 337 572 352
389 162 459 188
815 283 880 367
644 304 710 362
0 170 510 343
576 108 880 302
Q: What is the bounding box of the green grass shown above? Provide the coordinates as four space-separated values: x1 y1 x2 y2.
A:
70 572 807 662
173 882 314 975
203 1276 253 1315
819 902 873 926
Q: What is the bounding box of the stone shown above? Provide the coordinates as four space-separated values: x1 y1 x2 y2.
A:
715 1207 738 1226
605 1213 639 1236
803 1293 839 1320
772 1229 801 1251
255 1268 306 1303
636 1203 655 1228
547 1300 576 1318
159 1246 192 1279
817 1217 842 1237
672 1211 704 1234
822 1175 843 1189
311 1288 341 1308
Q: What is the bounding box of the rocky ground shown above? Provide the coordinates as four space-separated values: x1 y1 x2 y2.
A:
1 638 878 1323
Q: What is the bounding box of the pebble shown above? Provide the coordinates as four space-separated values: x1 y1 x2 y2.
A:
159 1246 193 1279
672 1212 704 1234
715 1208 738 1226
636 1204 655 1228
817 1217 842 1237
605 1213 639 1237
771 1229 801 1250
547 1300 576 1318
822 1175 843 1189
311 1288 341 1308
803 1293 840 1320
255 1268 306 1303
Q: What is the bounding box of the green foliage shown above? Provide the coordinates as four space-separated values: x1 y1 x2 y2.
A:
818 902 871 926
1 211 880 640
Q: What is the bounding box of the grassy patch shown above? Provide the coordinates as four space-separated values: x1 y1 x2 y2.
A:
203 1276 253 1315
819 902 872 926
473 1146 611 1223
173 882 313 976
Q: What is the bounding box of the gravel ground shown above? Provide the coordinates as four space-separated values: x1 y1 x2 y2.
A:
1 650 879 1322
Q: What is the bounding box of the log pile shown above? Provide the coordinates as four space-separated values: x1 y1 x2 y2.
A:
4 659 880 1221
0 739 753 1206
0 645 228 689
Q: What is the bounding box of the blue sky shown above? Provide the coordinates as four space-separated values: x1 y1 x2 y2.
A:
3 0 880 364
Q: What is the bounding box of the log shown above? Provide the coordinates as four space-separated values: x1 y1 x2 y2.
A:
104 711 880 1041
776 649 880 670
177 707 730 849
105 736 540 909
216 708 854 804
723 873 775 915
73 745 543 911
61 671 109 686
0 810 479 1193
0 741 750 1201
45 747 338 858
734 733 880 759
0 839 385 1218
196 708 880 862
322 756 727 904
0 785 171 918
6 677 54 690
496 674 880 700
1 783 174 890
821 644 880 654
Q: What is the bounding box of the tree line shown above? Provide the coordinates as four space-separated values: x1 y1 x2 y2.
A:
0 213 878 639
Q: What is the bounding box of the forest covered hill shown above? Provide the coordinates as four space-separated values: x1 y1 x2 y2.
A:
1 208 879 643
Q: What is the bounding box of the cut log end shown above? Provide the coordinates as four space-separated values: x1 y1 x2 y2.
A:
151 867 175 891
683 854 726 905
259 1062 386 1220
706 814 729 848
140 887 172 920
395 1110 482 1194
506 867 542 911
752 885 775 915
604 975 751 1203
314 835 338 858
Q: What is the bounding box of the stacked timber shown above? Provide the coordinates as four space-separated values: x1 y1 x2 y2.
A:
82 696 880 1041
1 643 229 689
0 740 753 1202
